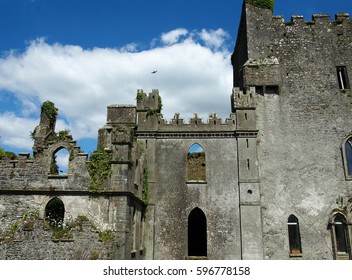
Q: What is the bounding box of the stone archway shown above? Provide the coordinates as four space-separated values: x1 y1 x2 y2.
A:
188 207 207 257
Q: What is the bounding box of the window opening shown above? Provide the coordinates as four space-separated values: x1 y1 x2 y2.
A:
51 148 69 175
334 214 348 253
344 137 352 177
187 143 206 181
287 215 302 255
337 66 350 89
188 208 207 257
45 197 65 227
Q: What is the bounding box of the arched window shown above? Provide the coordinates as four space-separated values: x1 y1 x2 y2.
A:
187 143 206 181
45 197 65 227
333 214 348 254
188 207 207 257
342 137 352 179
330 213 351 259
287 215 302 255
51 148 69 175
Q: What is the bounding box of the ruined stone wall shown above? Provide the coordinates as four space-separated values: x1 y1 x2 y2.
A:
141 136 240 260
235 3 352 259
0 104 145 260
135 91 241 260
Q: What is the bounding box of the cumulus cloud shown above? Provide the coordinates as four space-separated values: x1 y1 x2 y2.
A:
199 28 230 50
0 28 233 152
0 113 37 150
161 28 188 45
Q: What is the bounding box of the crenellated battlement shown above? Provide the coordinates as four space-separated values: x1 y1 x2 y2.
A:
269 12 351 39
232 87 256 110
271 12 350 26
135 90 237 133
136 89 161 113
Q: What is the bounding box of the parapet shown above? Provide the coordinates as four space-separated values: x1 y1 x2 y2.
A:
271 12 350 28
232 87 256 110
136 89 161 112
137 111 236 134
107 105 136 126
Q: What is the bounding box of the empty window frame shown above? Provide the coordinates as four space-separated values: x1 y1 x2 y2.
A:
342 137 352 179
187 143 206 181
45 197 65 227
330 213 350 259
50 147 69 175
334 214 348 253
336 66 350 90
287 215 302 255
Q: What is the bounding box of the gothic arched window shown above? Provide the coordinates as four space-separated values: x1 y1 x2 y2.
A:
343 137 352 179
187 143 206 181
188 207 207 257
334 214 348 253
330 213 351 259
287 215 302 255
51 148 69 175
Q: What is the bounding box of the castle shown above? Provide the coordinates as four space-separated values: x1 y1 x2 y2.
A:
1 1 352 260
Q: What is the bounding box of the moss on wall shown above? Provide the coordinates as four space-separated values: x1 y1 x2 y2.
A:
246 0 274 11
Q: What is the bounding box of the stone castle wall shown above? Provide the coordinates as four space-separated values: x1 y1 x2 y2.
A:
232 3 352 259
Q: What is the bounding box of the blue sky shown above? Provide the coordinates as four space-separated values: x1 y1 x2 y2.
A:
0 0 351 162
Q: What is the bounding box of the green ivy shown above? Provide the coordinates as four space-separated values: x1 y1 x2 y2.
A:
87 148 111 192
41 101 57 126
142 167 149 205
246 0 274 11
136 92 144 102
158 95 163 112
0 148 17 159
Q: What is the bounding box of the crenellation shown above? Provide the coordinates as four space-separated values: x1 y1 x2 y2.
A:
136 89 160 112
232 87 256 109
291 15 304 23
335 13 350 22
312 14 330 23
2 0 352 261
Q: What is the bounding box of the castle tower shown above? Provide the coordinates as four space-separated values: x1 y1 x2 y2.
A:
232 0 352 260
32 101 58 155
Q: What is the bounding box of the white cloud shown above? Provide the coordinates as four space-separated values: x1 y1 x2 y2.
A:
0 28 233 152
161 28 189 45
199 28 230 50
0 113 38 150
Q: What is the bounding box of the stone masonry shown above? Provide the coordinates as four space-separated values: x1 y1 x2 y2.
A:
1 0 352 259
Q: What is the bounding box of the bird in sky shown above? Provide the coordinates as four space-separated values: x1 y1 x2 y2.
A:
151 70 158 74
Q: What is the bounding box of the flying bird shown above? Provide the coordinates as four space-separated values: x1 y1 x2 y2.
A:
151 70 158 74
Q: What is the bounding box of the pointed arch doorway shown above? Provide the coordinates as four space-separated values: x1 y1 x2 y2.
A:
188 207 207 257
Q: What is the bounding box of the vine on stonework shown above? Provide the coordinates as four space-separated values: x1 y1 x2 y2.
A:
87 148 112 192
41 101 57 126
246 0 274 11
142 167 149 205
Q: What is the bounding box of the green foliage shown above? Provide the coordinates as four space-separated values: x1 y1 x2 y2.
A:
41 100 57 126
136 92 144 102
57 129 71 140
87 148 112 192
0 148 17 159
51 226 73 240
142 167 149 205
158 95 163 112
0 210 39 243
99 230 114 243
246 0 274 11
